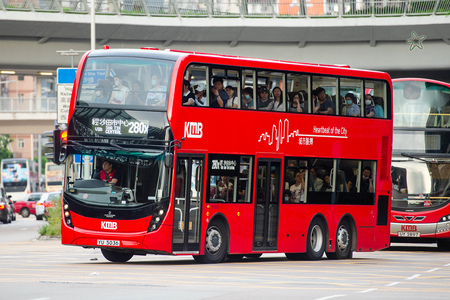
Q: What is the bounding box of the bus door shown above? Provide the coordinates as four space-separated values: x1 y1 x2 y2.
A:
253 159 281 250
172 156 203 253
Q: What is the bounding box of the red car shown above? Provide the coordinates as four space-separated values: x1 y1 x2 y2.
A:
14 193 44 218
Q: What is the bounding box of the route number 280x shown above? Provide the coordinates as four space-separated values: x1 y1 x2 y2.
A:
128 122 149 134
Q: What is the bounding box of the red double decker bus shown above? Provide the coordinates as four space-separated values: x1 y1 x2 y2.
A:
390 78 450 249
57 48 393 263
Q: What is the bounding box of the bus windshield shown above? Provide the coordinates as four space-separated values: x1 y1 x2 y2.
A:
393 80 450 128
1 161 28 192
64 152 171 207
77 56 174 109
391 160 450 210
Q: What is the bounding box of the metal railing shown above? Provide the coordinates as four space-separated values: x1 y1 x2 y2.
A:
1 0 448 16
0 97 57 113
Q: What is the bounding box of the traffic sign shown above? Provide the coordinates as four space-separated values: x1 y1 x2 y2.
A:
57 84 72 124
57 68 77 84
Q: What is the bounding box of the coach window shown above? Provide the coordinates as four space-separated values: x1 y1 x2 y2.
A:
185 64 209 106
207 155 253 203
312 76 338 115
242 69 256 110
365 80 387 119
286 73 309 113
308 158 334 204
340 78 363 117
283 158 308 204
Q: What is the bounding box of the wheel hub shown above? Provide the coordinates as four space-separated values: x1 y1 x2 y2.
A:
337 225 349 252
206 227 222 254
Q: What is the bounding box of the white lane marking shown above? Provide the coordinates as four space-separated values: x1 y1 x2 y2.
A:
29 298 50 300
406 274 421 280
445 263 450 267
385 282 400 287
426 268 440 273
356 288 378 294
315 295 346 300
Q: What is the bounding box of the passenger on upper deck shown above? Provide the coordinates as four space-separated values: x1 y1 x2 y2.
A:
182 80 195 106
272 87 284 112
126 80 146 106
225 85 239 108
364 94 376 118
258 87 274 110
242 87 254 109
210 77 228 108
109 75 129 105
93 80 109 104
289 92 303 113
313 87 334 114
344 93 360 116
193 83 207 106
146 75 167 106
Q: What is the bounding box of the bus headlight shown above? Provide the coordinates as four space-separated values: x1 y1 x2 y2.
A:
63 200 73 228
148 205 167 232
439 215 450 222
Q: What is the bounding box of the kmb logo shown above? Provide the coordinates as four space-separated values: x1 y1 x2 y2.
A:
401 225 417 231
101 221 117 230
184 122 203 138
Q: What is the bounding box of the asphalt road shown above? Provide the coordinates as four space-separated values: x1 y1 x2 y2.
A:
0 217 449 300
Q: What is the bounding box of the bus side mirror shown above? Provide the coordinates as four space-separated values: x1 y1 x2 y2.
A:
164 153 173 169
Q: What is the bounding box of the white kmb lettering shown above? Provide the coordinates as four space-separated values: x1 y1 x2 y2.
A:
101 221 117 230
184 122 203 138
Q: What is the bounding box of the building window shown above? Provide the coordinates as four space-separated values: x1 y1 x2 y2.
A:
18 139 25 148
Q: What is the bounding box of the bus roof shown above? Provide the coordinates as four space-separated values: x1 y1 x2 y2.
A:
392 78 450 87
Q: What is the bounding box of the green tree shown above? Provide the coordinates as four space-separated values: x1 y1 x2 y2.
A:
0 135 13 160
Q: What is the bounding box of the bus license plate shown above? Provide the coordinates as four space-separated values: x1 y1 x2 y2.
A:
398 231 420 237
97 240 120 246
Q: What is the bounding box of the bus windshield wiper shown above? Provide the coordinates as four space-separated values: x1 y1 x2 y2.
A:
400 153 450 163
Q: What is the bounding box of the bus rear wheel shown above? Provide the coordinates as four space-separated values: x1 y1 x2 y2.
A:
326 220 352 259
20 208 30 218
101 249 133 263
305 218 326 260
194 220 228 264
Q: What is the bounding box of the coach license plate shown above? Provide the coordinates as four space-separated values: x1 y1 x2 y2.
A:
97 239 120 246
398 231 420 237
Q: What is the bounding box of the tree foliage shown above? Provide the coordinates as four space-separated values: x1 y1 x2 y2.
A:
0 135 13 160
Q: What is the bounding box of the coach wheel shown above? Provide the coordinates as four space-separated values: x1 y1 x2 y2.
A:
101 249 133 263
305 218 326 260
21 208 30 218
327 220 352 260
194 220 228 264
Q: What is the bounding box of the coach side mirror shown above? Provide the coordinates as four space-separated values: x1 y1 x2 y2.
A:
164 153 173 169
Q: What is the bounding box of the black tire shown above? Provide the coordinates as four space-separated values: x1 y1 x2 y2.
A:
326 220 352 260
101 249 133 263
194 220 228 264
21 208 30 218
305 218 326 260
7 213 12 224
12 213 16 221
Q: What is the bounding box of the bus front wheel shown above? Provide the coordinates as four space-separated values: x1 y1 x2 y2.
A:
101 249 133 263
194 220 228 263
326 220 352 259
305 218 326 260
